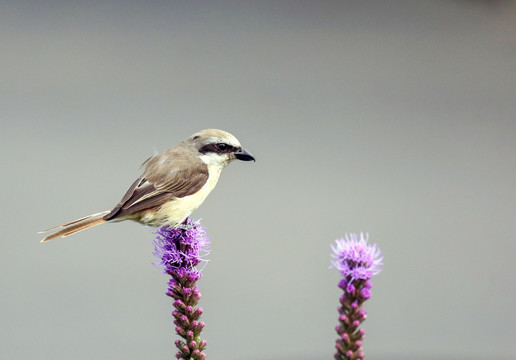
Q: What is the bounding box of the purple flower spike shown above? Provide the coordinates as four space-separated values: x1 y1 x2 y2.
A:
331 233 382 282
153 219 210 274
153 218 210 360
331 233 382 360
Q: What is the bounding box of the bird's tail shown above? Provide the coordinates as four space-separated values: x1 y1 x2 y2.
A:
39 210 111 242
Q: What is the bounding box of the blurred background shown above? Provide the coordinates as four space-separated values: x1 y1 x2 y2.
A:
1 1 515 359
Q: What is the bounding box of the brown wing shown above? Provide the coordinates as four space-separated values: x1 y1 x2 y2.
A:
104 147 209 221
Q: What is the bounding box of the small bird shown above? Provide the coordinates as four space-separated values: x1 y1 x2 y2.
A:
40 129 255 242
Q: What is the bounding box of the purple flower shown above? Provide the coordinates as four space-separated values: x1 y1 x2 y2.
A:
153 218 210 274
331 233 382 360
331 233 382 282
153 218 210 360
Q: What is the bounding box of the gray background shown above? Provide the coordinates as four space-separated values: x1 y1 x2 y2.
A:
1 1 515 359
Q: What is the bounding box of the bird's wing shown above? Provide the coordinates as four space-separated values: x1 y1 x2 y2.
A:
104 152 209 221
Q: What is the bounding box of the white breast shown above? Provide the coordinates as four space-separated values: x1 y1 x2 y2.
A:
143 161 224 226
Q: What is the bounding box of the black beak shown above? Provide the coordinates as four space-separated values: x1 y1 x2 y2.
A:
234 148 255 162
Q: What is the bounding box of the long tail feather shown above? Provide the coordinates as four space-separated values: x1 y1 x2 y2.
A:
39 211 111 233
40 210 110 242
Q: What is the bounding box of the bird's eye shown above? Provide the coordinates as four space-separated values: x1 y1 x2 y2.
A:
217 143 228 151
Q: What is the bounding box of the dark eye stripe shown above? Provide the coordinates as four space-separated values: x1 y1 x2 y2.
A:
199 143 238 154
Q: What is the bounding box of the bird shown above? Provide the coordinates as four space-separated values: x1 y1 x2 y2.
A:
40 129 255 242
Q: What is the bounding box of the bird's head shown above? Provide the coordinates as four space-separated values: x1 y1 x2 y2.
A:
188 129 255 168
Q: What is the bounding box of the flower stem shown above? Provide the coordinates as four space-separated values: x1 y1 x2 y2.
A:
169 270 207 360
334 279 370 360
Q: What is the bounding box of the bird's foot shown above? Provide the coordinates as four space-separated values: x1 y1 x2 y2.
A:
175 218 192 230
